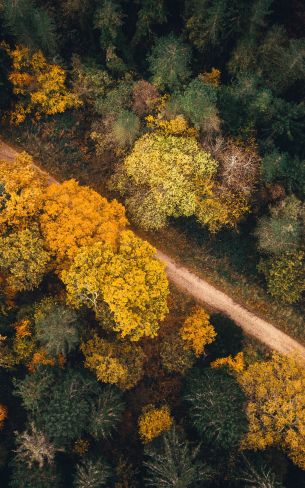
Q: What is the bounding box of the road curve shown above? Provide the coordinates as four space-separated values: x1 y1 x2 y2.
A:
1 138 305 358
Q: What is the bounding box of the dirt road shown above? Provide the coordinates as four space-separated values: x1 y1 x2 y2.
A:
1 138 305 358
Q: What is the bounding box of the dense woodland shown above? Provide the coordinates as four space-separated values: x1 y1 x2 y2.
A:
0 0 305 487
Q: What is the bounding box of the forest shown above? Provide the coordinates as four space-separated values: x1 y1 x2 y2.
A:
0 0 304 486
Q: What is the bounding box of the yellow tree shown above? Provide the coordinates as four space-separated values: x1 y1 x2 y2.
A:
0 152 46 231
180 307 216 356
239 353 305 469
138 405 173 443
0 226 50 292
40 179 127 270
62 230 169 341
81 334 146 390
5 45 81 125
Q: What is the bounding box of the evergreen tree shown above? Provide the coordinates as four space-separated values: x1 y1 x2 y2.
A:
89 386 125 439
74 458 112 488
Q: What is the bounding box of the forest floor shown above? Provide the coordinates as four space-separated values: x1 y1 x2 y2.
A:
1 138 305 358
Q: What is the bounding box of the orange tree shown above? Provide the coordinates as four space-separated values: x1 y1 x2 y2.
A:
40 179 127 271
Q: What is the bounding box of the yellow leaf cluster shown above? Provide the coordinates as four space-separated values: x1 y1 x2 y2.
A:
40 179 127 269
63 231 169 341
6 45 81 125
180 307 216 356
0 404 8 429
81 334 145 390
138 405 173 443
199 68 221 86
211 352 245 373
146 114 198 137
239 353 305 469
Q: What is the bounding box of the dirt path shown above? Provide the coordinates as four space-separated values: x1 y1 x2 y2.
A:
1 138 305 358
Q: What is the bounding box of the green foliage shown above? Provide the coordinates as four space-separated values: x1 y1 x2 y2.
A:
34 298 81 357
13 368 55 414
36 369 99 446
261 150 305 197
132 0 167 46
9 457 61 488
258 251 305 304
74 458 112 488
169 79 220 133
1 0 57 54
89 386 124 439
148 34 192 91
144 426 215 487
94 0 124 51
184 367 247 450
209 314 243 358
94 77 133 116
255 196 304 255
233 452 285 488
112 109 141 148
160 332 195 374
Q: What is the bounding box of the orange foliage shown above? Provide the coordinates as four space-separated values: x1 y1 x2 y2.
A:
199 68 221 86
40 179 127 269
0 404 8 429
211 352 245 373
27 348 56 373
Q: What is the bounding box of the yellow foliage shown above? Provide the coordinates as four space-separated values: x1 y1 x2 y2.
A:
81 334 145 390
0 152 46 230
199 68 221 86
0 404 8 429
180 307 216 356
63 231 169 341
13 320 36 363
5 45 81 125
197 190 250 233
211 352 245 373
146 114 198 137
138 405 173 443
40 179 127 269
0 334 17 369
239 353 305 469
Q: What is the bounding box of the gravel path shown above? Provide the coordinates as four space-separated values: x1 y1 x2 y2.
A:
1 138 304 358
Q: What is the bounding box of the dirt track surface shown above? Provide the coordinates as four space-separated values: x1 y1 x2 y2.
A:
1 138 305 358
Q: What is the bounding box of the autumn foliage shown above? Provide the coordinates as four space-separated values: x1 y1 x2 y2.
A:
180 307 216 356
138 405 173 443
5 45 81 125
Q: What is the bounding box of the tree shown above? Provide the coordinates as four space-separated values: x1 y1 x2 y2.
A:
148 34 192 91
34 298 81 357
239 353 305 469
144 426 214 487
93 0 124 51
5 45 81 125
233 452 285 488
184 367 247 450
9 457 61 488
0 404 7 429
40 179 127 270
0 152 46 231
258 251 305 303
138 405 173 443
132 80 159 116
255 196 303 255
111 109 141 149
31 369 101 447
160 332 195 374
180 307 216 357
89 386 125 439
14 424 58 468
74 458 112 488
0 226 50 292
169 79 220 134
13 367 56 414
1 0 57 55
111 132 218 230
132 0 167 47
81 334 146 390
63 231 169 341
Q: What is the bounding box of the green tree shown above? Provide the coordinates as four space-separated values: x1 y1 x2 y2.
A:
184 367 247 450
9 457 61 488
74 458 112 488
1 0 57 54
169 79 220 134
144 426 215 487
255 195 304 255
148 34 192 91
34 298 81 358
258 251 305 304
111 109 141 149
89 386 124 439
132 0 167 47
